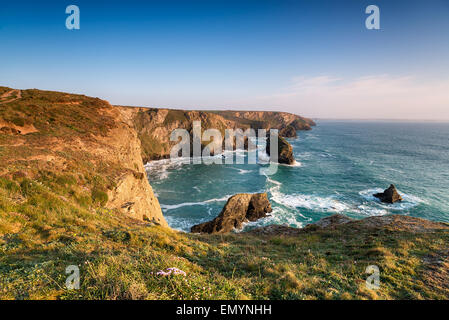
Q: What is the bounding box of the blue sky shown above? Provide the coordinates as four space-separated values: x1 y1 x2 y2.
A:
1 0 448 119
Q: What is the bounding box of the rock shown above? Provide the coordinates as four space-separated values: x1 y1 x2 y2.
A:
289 118 314 131
311 214 353 228
247 214 449 237
374 184 403 204
266 134 295 165
279 125 297 138
126 108 314 161
191 193 272 234
246 193 273 221
248 214 353 236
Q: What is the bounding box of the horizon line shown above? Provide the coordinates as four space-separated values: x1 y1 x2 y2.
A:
3 84 449 123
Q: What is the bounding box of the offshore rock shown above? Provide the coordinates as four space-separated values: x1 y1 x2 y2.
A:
191 193 272 234
374 184 403 204
266 134 295 165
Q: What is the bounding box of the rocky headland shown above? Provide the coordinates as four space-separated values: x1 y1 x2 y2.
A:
117 106 314 163
0 87 312 227
1 86 448 300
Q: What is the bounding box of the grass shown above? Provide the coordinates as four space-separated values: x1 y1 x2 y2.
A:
1 87 448 300
0 88 115 137
1 182 448 300
1 163 448 300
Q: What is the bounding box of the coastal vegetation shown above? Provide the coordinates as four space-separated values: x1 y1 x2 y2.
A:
1 87 448 300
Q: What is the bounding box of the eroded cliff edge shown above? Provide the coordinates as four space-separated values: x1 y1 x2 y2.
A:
117 106 315 163
0 87 166 226
2 87 449 300
1 87 314 227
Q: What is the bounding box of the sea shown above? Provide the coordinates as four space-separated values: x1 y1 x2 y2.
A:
145 120 449 232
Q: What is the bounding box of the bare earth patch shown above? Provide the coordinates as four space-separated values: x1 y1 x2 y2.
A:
0 120 38 135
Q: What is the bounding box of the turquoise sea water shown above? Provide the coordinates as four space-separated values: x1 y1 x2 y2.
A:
146 121 449 232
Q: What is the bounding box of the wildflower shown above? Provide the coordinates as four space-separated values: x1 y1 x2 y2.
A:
155 267 186 277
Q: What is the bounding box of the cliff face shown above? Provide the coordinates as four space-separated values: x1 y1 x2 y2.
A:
0 87 166 226
266 135 295 165
1 86 314 228
118 107 315 162
99 107 166 225
212 110 315 131
3 87 449 301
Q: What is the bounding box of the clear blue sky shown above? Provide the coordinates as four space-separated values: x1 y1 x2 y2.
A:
1 0 448 119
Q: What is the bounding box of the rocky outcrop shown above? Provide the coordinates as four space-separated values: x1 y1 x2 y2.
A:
279 125 297 138
374 184 403 204
191 193 272 234
289 118 314 131
118 107 314 162
248 214 353 236
266 135 295 165
247 214 449 237
213 111 316 131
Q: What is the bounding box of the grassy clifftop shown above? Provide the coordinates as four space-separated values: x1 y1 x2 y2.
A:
1 206 448 299
1 87 448 300
0 86 166 226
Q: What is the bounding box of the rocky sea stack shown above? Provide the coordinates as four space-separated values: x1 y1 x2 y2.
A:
266 134 295 165
191 193 272 234
374 184 403 204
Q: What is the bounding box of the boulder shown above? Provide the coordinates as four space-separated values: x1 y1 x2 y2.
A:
374 184 403 204
191 193 272 234
266 134 295 165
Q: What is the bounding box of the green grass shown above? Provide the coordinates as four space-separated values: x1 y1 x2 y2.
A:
163 110 189 125
1 170 448 300
91 188 108 207
1 87 447 300
0 88 116 137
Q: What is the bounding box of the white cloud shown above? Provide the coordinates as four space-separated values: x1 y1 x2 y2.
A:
255 75 449 120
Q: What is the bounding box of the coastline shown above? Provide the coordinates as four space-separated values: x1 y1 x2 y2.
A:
1 87 448 300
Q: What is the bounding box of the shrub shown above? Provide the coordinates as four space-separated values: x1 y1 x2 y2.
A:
11 117 25 127
55 174 77 187
20 179 40 197
76 194 92 208
91 188 108 206
103 230 131 243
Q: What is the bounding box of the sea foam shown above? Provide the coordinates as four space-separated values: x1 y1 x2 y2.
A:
160 195 232 212
359 188 425 211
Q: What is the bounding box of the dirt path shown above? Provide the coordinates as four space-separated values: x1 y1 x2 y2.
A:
0 89 22 105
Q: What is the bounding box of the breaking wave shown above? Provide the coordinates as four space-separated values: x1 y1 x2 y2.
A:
160 195 232 212
359 188 425 211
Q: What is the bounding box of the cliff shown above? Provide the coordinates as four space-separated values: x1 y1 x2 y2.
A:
0 87 166 226
117 107 315 162
266 135 295 165
1 87 314 227
212 110 315 131
1 86 449 300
